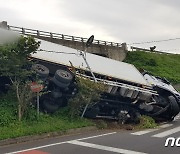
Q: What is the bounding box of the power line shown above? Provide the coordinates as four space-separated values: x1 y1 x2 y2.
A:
128 37 180 45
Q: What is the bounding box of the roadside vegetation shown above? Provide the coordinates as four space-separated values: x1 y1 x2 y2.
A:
136 115 158 129
2 40 178 140
0 36 94 140
68 76 106 118
0 93 93 140
124 51 180 84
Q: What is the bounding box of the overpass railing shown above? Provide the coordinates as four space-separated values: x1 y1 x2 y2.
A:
8 25 122 48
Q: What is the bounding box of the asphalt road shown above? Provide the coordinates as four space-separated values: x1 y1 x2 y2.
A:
1 117 180 154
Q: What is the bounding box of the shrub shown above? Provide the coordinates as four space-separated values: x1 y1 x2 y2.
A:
0 107 16 126
137 115 158 129
96 120 108 129
68 77 106 118
0 96 17 126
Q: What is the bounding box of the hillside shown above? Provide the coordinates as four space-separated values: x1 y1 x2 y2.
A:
124 51 180 84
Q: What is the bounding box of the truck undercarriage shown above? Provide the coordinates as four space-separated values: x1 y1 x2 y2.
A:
29 60 180 123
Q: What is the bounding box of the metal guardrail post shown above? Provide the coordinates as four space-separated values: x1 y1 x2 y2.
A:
62 34 64 40
22 28 25 34
50 32 53 38
37 30 40 36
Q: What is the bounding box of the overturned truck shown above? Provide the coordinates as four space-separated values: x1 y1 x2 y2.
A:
30 39 180 123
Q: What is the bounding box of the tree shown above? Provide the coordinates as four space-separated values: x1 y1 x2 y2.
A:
0 36 40 121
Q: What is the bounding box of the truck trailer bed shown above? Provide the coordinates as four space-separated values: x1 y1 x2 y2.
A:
31 40 150 86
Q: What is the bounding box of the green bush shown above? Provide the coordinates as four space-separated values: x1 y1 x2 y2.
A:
137 115 158 129
0 95 17 126
96 120 108 129
0 107 16 126
68 77 106 118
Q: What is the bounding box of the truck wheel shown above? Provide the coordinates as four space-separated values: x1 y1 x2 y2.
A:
52 77 70 89
51 89 62 98
54 69 73 83
168 96 180 120
42 99 59 113
32 64 49 78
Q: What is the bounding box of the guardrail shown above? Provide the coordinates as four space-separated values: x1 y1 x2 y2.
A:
8 25 122 48
130 46 172 54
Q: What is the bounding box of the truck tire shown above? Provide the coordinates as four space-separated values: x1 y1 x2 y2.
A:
51 89 62 98
168 96 179 120
52 77 70 89
32 64 49 78
42 99 59 113
54 69 73 83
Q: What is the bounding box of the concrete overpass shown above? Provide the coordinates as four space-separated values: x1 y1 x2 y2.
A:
0 21 128 61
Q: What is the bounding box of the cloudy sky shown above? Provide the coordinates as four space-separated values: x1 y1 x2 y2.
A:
0 0 180 53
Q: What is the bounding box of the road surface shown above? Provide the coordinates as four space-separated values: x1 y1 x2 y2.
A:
1 117 180 154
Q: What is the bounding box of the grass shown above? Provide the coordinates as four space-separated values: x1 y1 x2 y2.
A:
124 51 180 84
0 95 93 140
0 116 93 140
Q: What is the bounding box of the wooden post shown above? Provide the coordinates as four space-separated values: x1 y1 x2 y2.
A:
37 92 40 119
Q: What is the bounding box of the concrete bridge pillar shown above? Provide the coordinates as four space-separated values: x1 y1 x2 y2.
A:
0 21 8 29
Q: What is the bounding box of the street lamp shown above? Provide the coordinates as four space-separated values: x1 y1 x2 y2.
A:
80 35 97 82
81 35 97 118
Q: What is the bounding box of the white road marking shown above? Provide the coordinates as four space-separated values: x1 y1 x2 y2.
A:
6 132 116 154
67 140 147 154
153 126 180 138
131 124 173 135
174 114 180 121
5 141 67 154
76 132 117 141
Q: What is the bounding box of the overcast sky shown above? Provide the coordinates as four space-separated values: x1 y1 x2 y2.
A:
0 0 180 53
